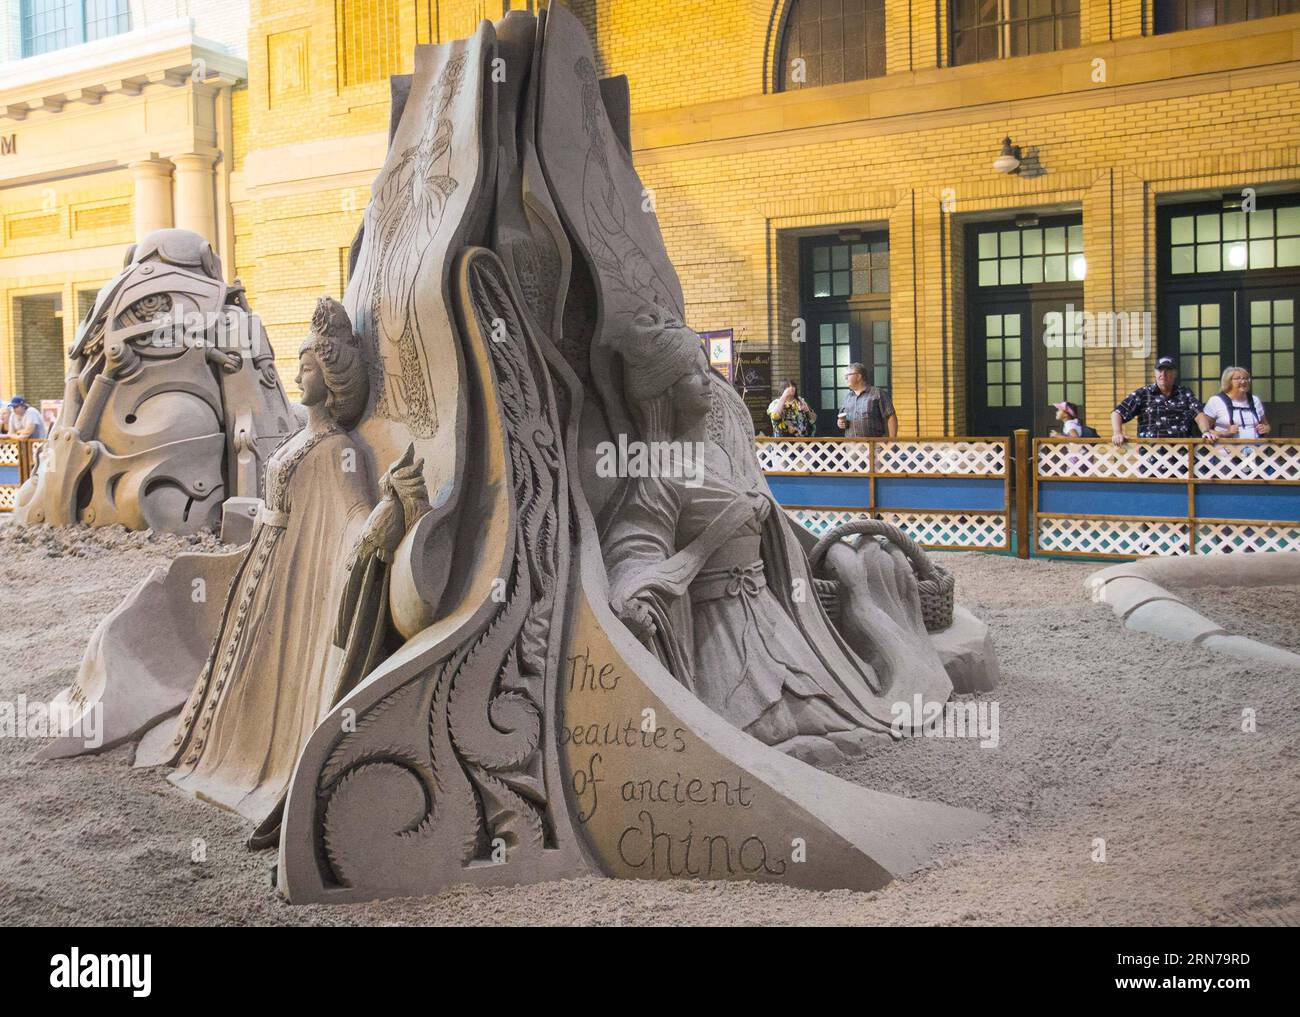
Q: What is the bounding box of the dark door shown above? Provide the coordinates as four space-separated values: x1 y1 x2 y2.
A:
797 232 891 436
1240 288 1297 436
970 301 1029 436
967 215 1086 437
1159 197 1300 436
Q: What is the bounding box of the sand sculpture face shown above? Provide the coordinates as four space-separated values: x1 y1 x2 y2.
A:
48 6 996 905
295 351 328 408
13 228 296 535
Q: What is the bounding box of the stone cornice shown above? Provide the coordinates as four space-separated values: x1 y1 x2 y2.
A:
0 18 246 122
630 16 1300 164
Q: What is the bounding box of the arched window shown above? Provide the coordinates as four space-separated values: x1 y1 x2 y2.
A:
777 0 886 92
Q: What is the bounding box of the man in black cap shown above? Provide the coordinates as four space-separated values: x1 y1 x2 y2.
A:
1111 356 1218 444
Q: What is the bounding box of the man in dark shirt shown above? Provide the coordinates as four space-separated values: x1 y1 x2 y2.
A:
1111 356 1218 443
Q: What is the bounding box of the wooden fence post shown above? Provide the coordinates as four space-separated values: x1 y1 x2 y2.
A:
1014 429 1030 559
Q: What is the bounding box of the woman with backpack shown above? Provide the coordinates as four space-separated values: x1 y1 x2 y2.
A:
1202 367 1270 439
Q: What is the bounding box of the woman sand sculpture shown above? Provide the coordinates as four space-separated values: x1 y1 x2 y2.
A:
167 297 429 840
603 304 950 762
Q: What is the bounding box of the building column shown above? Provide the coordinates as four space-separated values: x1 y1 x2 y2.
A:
171 152 218 246
129 158 174 241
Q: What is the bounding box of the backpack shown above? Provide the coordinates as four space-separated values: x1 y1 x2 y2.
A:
1210 394 1263 433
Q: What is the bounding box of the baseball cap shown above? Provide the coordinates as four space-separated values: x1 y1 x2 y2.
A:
1050 401 1078 419
7 395 26 408
1155 356 1176 370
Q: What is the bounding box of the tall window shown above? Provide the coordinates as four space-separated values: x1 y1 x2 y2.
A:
21 0 130 58
778 0 886 91
1155 0 1300 34
949 0 1080 66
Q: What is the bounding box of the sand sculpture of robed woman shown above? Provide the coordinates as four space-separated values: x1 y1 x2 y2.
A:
167 297 428 832
603 305 952 762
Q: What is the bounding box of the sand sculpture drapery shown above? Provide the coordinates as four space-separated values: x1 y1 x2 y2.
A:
13 229 297 536
164 297 432 837
45 5 994 904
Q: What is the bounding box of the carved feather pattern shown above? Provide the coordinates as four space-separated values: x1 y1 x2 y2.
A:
314 248 569 883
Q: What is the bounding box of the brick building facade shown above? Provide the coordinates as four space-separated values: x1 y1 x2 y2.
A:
3 1 1299 438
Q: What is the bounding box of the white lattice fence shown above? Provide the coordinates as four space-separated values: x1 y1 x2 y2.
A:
756 440 871 473
1193 443 1300 481
784 509 1007 549
0 441 20 468
878 512 1008 548
1037 441 1189 480
1194 523 1300 554
875 441 1005 476
1036 517 1191 557
782 508 871 537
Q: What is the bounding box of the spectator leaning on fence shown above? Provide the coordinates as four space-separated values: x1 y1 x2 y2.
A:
767 379 817 437
837 362 897 438
5 396 46 439
1111 356 1219 445
1202 366 1270 440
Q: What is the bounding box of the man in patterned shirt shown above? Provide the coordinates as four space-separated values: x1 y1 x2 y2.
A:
1111 356 1218 444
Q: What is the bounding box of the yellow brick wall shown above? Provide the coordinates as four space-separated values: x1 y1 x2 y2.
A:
0 171 136 398
235 1 1300 431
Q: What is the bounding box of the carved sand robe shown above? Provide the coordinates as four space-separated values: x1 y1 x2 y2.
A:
50 8 996 903
13 229 296 535
165 298 429 830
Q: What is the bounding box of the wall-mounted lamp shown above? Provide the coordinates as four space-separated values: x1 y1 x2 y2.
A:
994 136 1022 175
1014 213 1040 228
837 228 863 243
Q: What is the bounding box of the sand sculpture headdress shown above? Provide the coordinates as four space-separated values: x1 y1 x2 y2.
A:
620 304 705 403
300 296 368 429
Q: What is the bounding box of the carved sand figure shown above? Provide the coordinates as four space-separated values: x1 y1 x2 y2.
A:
14 228 295 535
603 305 949 761
167 297 428 828
42 10 994 904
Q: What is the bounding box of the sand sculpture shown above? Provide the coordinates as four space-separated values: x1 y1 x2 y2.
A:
13 229 296 535
44 6 996 902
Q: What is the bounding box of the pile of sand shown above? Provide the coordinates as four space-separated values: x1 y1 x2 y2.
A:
0 530 1296 926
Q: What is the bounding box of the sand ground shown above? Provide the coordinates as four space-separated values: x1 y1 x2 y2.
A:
0 522 1296 926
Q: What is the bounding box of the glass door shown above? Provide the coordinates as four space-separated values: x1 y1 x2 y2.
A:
971 301 1030 435
1242 291 1297 435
